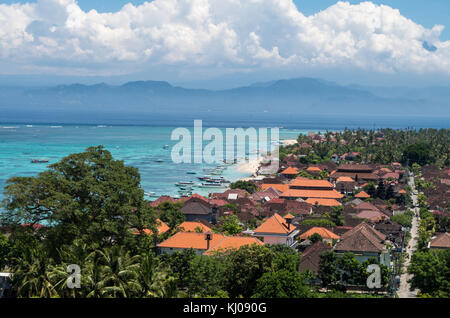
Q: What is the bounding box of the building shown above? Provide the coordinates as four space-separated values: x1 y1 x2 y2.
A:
299 242 332 275
428 232 450 250
299 227 340 245
253 213 299 247
157 231 263 255
180 195 219 224
330 164 378 183
334 222 390 266
132 219 170 236
305 198 342 207
157 232 224 255
280 166 299 178
335 176 357 194
177 221 212 233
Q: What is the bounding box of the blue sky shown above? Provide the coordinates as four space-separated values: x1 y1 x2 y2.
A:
1 0 450 88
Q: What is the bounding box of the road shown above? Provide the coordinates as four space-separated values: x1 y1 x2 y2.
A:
397 175 420 298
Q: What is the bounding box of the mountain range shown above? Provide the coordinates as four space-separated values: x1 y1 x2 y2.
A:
0 77 448 124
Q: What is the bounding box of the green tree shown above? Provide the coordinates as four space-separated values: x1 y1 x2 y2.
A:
1 146 156 259
309 233 323 244
402 143 432 166
408 250 450 297
218 215 243 235
223 245 274 297
252 270 311 298
229 181 256 194
0 233 10 270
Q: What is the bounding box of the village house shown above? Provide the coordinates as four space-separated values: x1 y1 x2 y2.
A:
298 242 332 275
180 194 219 224
253 213 299 247
335 176 357 194
334 222 390 266
330 164 378 184
298 227 340 245
157 231 263 255
428 232 450 250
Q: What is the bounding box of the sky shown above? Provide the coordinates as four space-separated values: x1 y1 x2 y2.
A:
1 0 450 88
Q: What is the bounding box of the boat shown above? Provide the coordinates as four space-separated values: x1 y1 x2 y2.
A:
154 159 164 163
199 182 226 188
31 159 49 163
163 145 169 150
144 192 159 198
187 171 197 174
175 181 195 186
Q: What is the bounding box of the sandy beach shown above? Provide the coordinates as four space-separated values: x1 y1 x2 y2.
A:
280 139 298 146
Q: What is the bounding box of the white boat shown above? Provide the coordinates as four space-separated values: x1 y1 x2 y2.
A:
199 182 226 188
144 192 159 197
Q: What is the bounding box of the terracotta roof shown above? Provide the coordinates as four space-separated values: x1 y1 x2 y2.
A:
305 198 342 207
284 213 295 219
354 201 380 211
299 227 340 240
355 191 371 198
289 179 334 188
254 213 296 235
299 242 332 274
281 167 299 175
280 189 344 199
429 232 450 249
337 164 373 172
204 236 264 255
178 221 212 233
209 198 228 207
261 184 290 192
157 232 224 250
149 196 177 207
336 176 355 183
355 210 390 223
335 222 386 253
306 166 322 172
133 219 170 235
398 189 407 194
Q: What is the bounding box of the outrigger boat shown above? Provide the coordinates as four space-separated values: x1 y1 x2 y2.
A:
31 159 49 163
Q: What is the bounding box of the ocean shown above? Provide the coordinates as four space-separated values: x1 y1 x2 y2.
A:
0 115 448 208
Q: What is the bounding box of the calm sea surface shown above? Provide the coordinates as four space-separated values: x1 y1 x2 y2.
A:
0 115 448 208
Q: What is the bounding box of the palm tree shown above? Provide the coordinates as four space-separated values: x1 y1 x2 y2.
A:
139 253 177 298
93 245 142 298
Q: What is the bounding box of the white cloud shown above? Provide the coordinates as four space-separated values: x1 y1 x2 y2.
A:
0 0 449 76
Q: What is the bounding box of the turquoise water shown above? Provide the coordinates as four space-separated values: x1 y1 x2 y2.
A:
0 124 308 205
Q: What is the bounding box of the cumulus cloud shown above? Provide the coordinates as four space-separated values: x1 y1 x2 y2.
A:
0 0 449 76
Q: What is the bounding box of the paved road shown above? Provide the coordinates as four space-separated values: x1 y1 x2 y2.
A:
397 175 420 298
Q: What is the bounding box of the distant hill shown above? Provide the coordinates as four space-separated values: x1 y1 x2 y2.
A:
0 77 448 123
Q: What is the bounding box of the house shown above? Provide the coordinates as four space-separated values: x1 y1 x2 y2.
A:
330 164 378 183
428 232 450 250
180 195 219 224
299 242 332 275
280 189 344 200
306 166 322 175
299 227 340 245
253 213 299 247
249 187 280 202
157 231 263 255
289 178 334 190
157 232 225 255
149 195 178 207
334 222 390 266
355 191 371 199
261 183 290 193
335 176 356 194
177 221 212 233
204 236 264 255
355 210 390 223
281 166 299 178
354 201 380 211
305 198 342 207
132 219 170 236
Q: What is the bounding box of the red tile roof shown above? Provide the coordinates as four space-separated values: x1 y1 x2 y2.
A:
177 221 212 233
305 198 342 207
355 191 371 198
299 227 340 240
133 219 170 236
289 179 334 188
254 213 296 235
280 189 344 199
157 232 225 250
204 236 264 255
281 167 299 175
